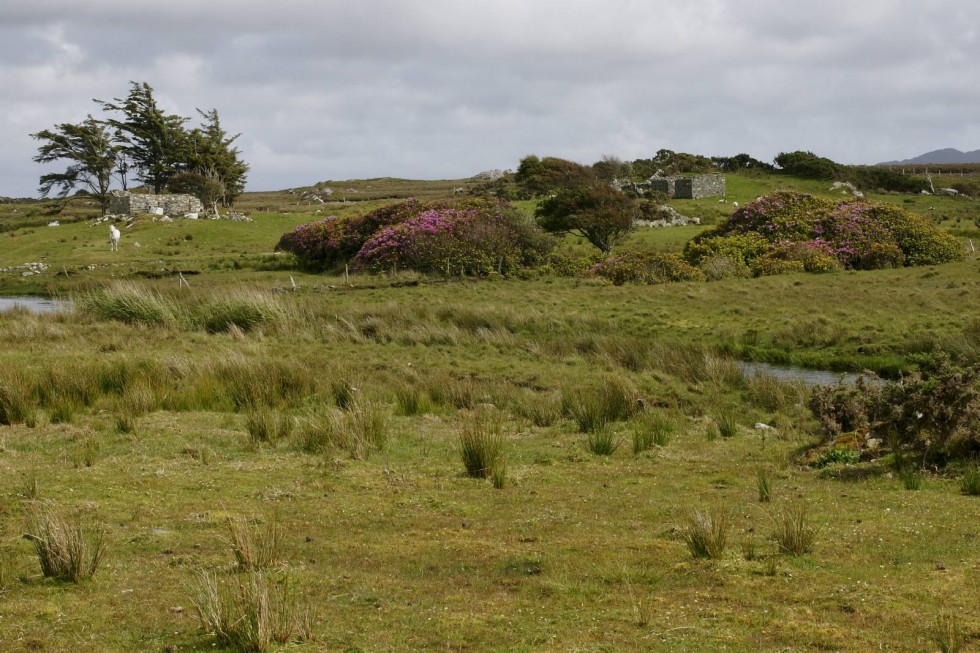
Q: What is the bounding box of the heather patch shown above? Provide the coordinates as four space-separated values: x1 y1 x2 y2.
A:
685 191 964 273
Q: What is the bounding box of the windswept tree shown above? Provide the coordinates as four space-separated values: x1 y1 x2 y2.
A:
177 108 249 206
535 182 637 253
31 116 117 215
95 82 190 194
515 155 595 197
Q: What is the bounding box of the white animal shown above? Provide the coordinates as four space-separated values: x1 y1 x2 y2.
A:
732 201 739 209
109 225 121 251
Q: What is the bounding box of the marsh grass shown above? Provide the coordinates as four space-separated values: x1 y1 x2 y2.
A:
0 371 37 426
772 504 818 555
197 289 289 334
24 502 106 583
717 412 740 438
330 378 357 410
459 407 505 479
72 437 100 468
293 408 339 454
563 375 640 434
509 388 563 427
745 372 808 412
346 399 389 453
757 468 773 502
393 382 430 416
49 397 78 424
245 409 294 445
630 410 676 454
934 604 963 653
960 464 980 496
681 509 731 559
586 427 620 455
77 283 177 326
193 570 312 652
226 515 283 572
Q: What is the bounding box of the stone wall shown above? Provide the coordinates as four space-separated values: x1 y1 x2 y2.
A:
109 191 204 216
634 174 725 199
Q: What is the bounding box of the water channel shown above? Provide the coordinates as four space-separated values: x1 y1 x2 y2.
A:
738 360 879 387
0 296 70 314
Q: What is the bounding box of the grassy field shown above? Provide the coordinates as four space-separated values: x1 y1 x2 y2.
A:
0 173 978 652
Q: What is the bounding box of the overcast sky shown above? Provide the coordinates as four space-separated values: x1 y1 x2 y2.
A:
2 0 978 197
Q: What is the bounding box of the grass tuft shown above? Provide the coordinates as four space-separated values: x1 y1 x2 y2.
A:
717 412 739 438
772 504 818 556
586 427 620 456
681 509 731 559
631 410 676 454
960 464 980 496
459 407 505 479
24 502 106 583
245 409 294 445
757 468 773 502
193 570 313 652
226 515 283 572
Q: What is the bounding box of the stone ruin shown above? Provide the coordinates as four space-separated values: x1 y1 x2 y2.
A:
625 173 726 200
108 191 204 217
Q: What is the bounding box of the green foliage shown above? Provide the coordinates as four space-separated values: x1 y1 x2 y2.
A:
811 448 860 468
684 231 770 268
31 117 117 216
535 182 637 253
590 251 706 285
757 469 772 503
775 151 838 180
245 409 294 445
515 155 595 197
95 81 191 194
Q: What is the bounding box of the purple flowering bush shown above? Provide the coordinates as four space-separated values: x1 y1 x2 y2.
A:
353 205 530 274
277 197 546 273
684 191 963 274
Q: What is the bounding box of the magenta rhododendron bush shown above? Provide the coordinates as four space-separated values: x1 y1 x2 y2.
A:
684 191 964 274
276 197 552 273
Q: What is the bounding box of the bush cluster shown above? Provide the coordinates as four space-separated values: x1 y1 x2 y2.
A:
684 191 964 275
277 198 553 274
809 352 980 462
590 251 706 285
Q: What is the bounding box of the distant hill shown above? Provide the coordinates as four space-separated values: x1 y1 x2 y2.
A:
879 148 980 165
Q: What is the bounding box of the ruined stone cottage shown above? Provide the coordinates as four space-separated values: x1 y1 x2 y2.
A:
108 191 204 216
634 173 726 199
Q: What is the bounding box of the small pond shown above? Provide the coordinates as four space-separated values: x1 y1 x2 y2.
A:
0 296 70 314
738 361 878 387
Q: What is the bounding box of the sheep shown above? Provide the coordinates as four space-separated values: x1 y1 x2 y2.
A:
109 225 120 251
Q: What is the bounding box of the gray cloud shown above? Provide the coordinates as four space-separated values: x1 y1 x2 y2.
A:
3 0 979 197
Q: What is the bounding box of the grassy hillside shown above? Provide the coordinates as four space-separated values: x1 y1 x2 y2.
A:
0 171 978 652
